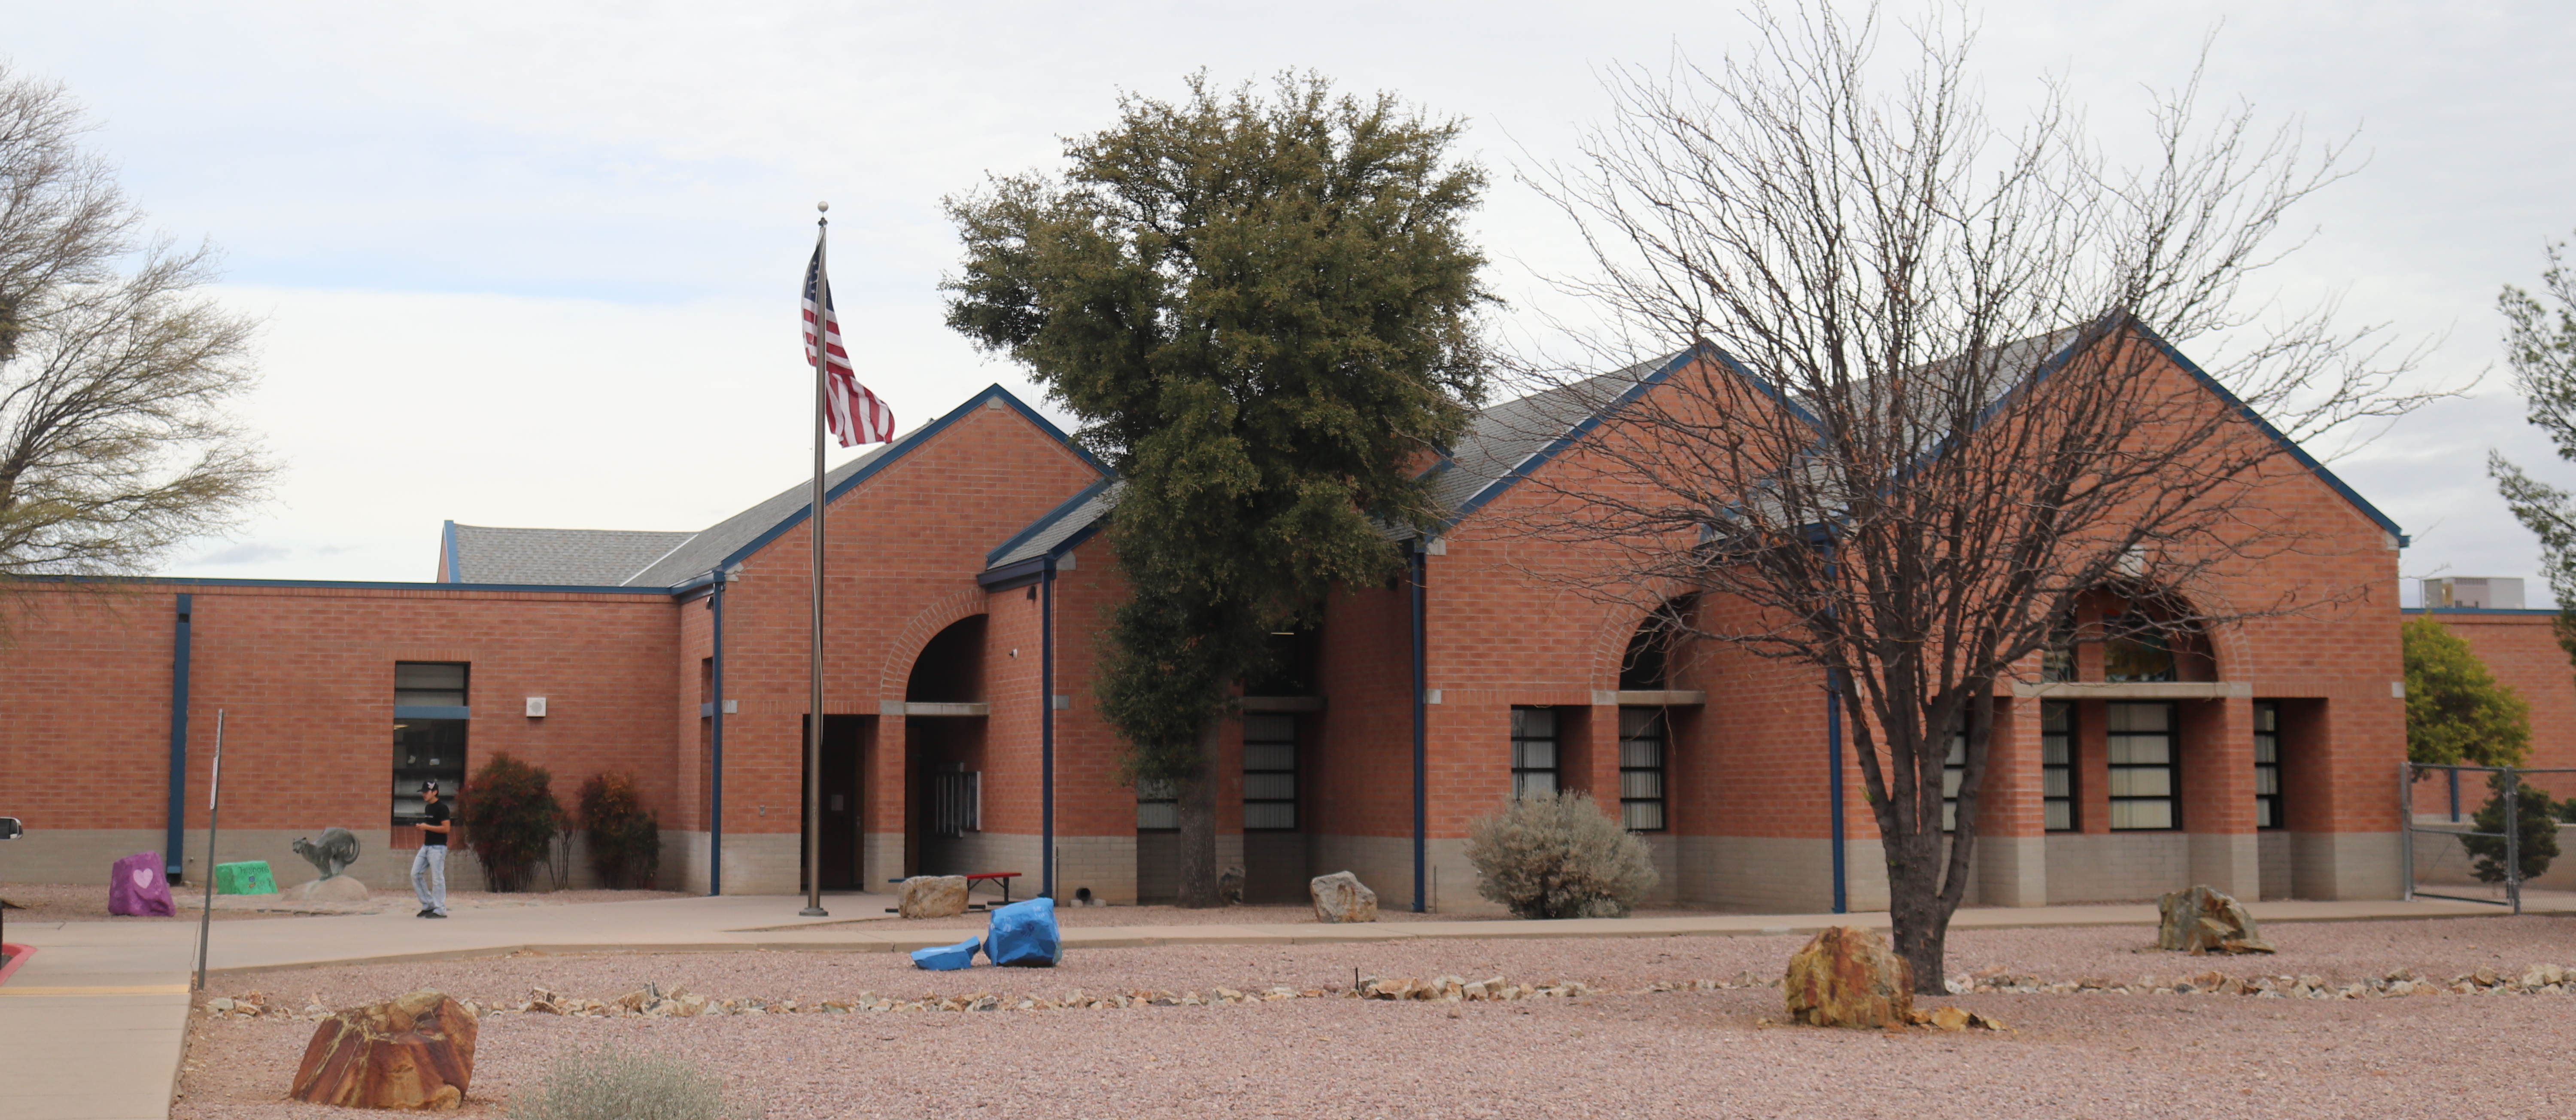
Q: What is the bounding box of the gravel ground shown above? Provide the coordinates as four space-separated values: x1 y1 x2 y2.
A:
173 916 2576 1118
0 883 683 922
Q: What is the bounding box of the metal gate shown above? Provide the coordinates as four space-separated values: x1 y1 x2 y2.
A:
2402 761 2572 915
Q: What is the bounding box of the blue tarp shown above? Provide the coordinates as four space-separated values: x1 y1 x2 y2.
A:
982 897 1061 967
910 935 981 971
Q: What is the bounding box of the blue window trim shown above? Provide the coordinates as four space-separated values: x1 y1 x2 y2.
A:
394 705 471 720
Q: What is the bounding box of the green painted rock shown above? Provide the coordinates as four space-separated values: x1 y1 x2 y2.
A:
214 861 276 895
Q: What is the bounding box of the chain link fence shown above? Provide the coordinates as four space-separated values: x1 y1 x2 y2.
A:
2403 762 2573 915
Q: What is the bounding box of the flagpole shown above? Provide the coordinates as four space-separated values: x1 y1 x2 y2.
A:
802 203 830 918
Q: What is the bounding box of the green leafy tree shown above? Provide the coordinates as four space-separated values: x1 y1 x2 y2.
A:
2460 774 2561 885
2488 236 2576 662
945 72 1489 906
459 752 564 892
2402 614 2530 766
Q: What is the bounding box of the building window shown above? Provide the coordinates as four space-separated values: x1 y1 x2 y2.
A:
1243 714 1297 831
2254 701 2282 830
2102 615 2177 683
933 767 980 838
392 663 469 836
2107 701 2178 829
1510 707 1558 798
1136 779 1177 831
1618 708 1667 831
1941 721 1967 831
2041 618 2076 682
2042 701 2075 831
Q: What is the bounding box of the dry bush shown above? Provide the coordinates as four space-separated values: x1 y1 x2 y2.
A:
1465 791 1658 919
509 1044 762 1120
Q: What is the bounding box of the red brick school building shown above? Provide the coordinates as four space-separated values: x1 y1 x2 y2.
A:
6 333 2564 911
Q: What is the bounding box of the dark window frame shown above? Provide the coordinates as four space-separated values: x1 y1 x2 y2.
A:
2253 700 2282 831
2042 700 2076 831
2106 700 2180 831
1617 707 1668 832
1510 706 1559 799
391 662 470 834
1242 713 1298 831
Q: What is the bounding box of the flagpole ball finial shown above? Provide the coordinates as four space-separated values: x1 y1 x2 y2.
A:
817 201 829 213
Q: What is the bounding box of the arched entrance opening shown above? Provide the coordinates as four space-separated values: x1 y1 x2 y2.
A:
904 615 989 879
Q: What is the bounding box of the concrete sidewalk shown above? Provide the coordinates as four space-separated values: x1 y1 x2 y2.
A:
2 890 2564 1120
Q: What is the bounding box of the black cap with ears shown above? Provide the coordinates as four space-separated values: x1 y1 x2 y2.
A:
421 780 440 794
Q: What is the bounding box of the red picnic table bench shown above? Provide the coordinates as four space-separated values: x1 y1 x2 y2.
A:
886 871 1023 905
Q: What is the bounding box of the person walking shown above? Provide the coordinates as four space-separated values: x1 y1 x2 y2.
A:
412 780 452 918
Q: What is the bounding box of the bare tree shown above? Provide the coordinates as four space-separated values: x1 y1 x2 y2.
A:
1497 4 2440 989
0 65 267 593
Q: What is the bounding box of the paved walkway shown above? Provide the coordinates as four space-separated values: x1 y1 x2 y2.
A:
4 890 2564 1119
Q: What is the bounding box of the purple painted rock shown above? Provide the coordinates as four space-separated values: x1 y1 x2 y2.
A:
108 851 174 917
1783 925 1914 1028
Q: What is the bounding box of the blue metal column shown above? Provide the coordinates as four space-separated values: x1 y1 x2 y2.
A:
709 574 727 896
1827 668 1847 914
1041 563 1057 900
165 593 194 881
1410 547 1428 913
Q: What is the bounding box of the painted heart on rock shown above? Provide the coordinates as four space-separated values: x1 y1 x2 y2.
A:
133 867 154 888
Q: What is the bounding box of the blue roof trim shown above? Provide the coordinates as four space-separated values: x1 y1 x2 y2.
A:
22 574 671 594
2404 606 2559 617
717 384 1101 572
440 520 462 583
984 476 1117 568
1442 346 1714 527
2132 322 2410 547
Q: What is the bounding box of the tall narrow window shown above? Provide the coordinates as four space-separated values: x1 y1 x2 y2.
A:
1510 707 1558 798
1136 779 1177 831
1941 721 1968 832
1617 708 1667 831
2042 701 2075 831
2041 618 2077 682
392 663 469 838
933 767 980 837
2253 701 2282 830
1242 714 1298 830
2107 701 2178 830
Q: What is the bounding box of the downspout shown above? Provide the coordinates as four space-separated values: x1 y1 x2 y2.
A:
709 570 727 896
166 593 193 882
1827 668 1847 915
1041 561 1057 900
1410 545 1428 913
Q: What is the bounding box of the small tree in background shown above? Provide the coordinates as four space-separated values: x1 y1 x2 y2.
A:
2461 773 2562 885
1464 791 1658 919
459 752 562 893
577 771 661 890
2403 614 2530 766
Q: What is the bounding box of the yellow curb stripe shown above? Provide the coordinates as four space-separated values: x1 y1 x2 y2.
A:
0 984 191 996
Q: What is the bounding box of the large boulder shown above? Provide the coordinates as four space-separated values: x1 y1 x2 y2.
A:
983 897 1062 967
2157 884 2276 955
1217 864 1246 905
898 875 970 919
284 875 373 903
1783 925 1914 1028
109 851 174 917
289 989 477 1110
1309 871 1378 923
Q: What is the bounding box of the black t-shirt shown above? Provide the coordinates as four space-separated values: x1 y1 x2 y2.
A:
422 800 453 844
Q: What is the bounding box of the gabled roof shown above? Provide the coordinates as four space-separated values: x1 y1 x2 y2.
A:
631 384 1098 588
440 522 697 586
985 477 1120 570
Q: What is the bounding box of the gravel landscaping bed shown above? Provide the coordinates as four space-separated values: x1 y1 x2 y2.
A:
172 916 2576 1118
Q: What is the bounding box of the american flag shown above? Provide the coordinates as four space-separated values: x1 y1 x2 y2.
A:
802 246 897 446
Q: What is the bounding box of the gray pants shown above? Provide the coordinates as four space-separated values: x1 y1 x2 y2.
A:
410 844 448 915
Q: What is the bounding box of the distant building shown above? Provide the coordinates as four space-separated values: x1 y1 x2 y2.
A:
2423 577 2526 610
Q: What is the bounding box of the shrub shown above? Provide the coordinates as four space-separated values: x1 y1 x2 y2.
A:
2403 615 2530 765
1464 790 1658 919
509 1044 762 1120
577 771 661 890
2461 774 2563 884
459 753 563 893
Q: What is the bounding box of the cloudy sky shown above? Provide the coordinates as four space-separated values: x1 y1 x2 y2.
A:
10 1 2572 604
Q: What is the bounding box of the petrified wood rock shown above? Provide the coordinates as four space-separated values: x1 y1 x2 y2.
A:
898 875 970 919
1783 925 1914 1028
2157 884 2276 955
1309 871 1378 923
290 989 477 1110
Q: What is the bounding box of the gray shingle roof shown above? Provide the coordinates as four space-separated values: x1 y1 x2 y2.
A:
985 478 1120 569
448 525 699 586
623 439 908 587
